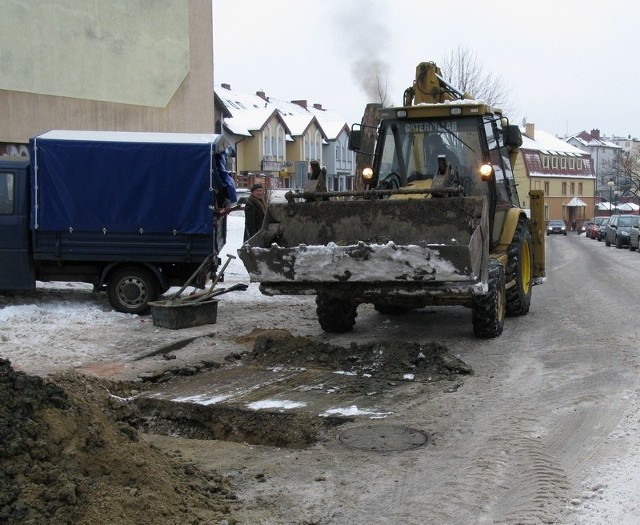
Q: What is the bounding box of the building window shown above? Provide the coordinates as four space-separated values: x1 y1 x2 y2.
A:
578 182 583 195
552 157 558 169
576 158 582 170
570 182 575 195
569 158 575 170
544 181 549 196
263 126 272 157
276 125 285 161
541 154 549 169
561 182 567 196
561 157 567 169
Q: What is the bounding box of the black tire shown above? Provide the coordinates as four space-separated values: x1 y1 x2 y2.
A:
472 260 506 338
505 220 533 317
615 236 623 249
316 293 357 333
373 304 410 315
605 237 611 247
630 242 637 252
106 266 159 315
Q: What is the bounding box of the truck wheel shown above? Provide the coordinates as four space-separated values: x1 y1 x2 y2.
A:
316 293 357 333
107 266 159 315
505 220 533 317
472 260 505 338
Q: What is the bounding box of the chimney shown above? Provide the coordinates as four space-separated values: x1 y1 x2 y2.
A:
591 129 600 139
313 103 323 110
291 99 308 109
256 90 267 101
525 123 535 140
221 83 231 90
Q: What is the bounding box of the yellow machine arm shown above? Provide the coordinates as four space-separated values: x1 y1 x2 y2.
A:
403 61 470 106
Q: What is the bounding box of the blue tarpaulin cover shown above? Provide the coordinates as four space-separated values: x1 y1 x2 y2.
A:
29 131 221 234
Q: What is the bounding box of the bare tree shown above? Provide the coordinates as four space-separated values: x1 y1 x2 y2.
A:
375 75 388 107
609 150 640 198
440 46 515 116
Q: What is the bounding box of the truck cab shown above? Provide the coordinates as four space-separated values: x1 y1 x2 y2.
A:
0 157 33 290
357 102 524 250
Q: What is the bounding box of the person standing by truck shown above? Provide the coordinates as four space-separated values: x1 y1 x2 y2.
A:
243 183 266 241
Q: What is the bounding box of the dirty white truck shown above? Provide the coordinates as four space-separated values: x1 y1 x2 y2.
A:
239 62 546 337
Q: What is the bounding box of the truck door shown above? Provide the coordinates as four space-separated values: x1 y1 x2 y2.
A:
0 160 35 290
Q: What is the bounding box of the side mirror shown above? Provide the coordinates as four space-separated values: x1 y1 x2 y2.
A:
503 125 523 149
348 125 363 152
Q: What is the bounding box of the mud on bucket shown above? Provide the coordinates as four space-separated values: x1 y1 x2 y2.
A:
148 299 218 329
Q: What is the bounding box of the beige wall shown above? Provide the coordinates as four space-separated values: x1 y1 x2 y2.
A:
0 0 214 144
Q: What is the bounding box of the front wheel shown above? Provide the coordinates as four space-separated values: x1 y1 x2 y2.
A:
505 220 533 317
106 266 159 315
316 293 357 333
472 260 506 338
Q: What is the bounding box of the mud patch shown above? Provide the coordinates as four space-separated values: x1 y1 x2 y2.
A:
0 359 237 525
245 329 473 382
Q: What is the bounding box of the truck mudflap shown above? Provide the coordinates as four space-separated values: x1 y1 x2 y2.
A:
238 195 489 301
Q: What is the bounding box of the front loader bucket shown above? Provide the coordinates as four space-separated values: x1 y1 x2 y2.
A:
238 196 489 299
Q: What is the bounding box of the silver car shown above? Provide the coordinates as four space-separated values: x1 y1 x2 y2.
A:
604 214 637 248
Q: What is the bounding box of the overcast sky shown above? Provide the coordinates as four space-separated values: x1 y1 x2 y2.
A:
213 0 639 139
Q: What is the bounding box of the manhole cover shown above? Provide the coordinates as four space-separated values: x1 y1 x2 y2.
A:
338 424 428 452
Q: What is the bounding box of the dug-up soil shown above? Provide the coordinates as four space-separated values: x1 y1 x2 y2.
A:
1 329 472 524
0 358 237 525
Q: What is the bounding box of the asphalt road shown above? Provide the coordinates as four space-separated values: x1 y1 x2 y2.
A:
141 232 640 524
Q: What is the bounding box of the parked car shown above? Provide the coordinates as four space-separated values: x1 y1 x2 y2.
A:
584 219 595 237
597 217 610 241
547 220 567 236
589 216 609 240
629 216 640 251
577 221 587 235
604 214 637 248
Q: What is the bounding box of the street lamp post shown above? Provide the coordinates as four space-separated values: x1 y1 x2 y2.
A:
608 179 615 216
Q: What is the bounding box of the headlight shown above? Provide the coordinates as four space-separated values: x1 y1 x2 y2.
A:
479 164 493 181
362 167 374 181
561 226 566 230
621 230 629 235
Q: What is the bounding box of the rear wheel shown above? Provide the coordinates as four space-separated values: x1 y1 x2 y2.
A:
316 293 357 333
615 236 623 249
106 266 159 315
472 260 505 338
505 220 533 317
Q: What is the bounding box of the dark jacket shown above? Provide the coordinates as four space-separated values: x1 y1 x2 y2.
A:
244 195 266 241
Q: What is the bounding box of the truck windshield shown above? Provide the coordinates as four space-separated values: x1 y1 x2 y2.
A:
375 117 485 196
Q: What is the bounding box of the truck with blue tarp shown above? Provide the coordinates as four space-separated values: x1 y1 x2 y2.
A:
0 130 233 314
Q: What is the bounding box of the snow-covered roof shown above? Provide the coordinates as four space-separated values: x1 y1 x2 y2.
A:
568 131 622 150
520 129 587 157
216 85 346 141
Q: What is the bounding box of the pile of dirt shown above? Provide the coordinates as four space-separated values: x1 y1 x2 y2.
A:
243 329 472 382
0 358 237 525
